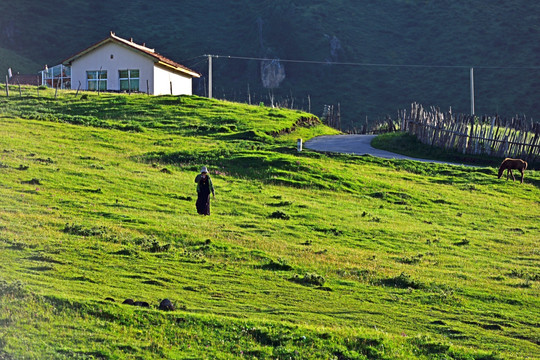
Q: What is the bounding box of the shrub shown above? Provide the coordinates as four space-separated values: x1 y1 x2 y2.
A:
454 239 470 246
398 254 423 264
507 269 540 281
63 223 107 237
290 273 326 286
379 272 424 289
134 236 171 252
260 259 293 271
0 279 27 298
269 211 290 220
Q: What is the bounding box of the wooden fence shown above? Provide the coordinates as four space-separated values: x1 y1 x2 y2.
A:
322 104 342 131
400 103 540 163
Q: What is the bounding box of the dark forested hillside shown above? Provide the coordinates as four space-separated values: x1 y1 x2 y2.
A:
2 0 540 127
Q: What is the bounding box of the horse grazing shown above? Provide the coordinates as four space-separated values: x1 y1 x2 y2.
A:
498 158 528 183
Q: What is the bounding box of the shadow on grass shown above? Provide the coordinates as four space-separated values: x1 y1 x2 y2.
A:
139 136 540 193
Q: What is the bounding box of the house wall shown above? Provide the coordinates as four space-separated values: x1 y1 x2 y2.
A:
70 42 155 93
153 64 193 96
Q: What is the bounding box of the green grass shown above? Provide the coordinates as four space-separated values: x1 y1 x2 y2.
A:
1 87 539 359
0 47 41 76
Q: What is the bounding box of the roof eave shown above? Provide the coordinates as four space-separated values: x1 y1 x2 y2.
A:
156 61 201 78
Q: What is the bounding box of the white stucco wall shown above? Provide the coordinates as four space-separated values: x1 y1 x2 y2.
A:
69 41 194 95
153 64 193 96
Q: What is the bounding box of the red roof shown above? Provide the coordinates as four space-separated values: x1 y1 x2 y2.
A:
63 32 200 78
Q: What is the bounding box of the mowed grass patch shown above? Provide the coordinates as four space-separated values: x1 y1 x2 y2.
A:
0 89 539 359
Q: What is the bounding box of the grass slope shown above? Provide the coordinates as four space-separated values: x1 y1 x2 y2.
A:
0 47 41 76
0 87 539 359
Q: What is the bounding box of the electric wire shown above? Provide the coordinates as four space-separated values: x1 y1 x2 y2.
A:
200 54 540 70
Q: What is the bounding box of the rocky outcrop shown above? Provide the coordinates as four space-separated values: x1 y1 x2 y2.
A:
269 116 321 136
261 58 286 89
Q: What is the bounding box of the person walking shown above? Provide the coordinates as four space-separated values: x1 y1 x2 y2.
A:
195 166 215 215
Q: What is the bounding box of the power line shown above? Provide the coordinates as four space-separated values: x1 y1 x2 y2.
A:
184 58 208 69
180 55 207 63
203 54 540 70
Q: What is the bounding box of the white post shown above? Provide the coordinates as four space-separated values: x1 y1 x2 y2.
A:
470 67 475 116
44 65 48 88
208 55 212 99
297 138 302 152
98 66 102 95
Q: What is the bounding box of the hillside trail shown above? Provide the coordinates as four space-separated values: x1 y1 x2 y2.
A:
304 134 471 166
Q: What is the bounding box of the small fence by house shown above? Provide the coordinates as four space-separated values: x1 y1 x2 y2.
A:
399 103 540 163
322 103 402 134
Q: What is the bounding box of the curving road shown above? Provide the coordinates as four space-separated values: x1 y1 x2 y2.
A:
304 134 466 165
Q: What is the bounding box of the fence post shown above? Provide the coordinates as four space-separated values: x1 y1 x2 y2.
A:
337 102 341 131
529 124 540 161
501 136 509 157
5 75 9 97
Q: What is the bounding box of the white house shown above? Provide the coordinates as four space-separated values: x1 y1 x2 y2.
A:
63 32 200 95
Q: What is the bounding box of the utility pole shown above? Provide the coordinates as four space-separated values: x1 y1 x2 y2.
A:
470 67 475 116
208 55 212 99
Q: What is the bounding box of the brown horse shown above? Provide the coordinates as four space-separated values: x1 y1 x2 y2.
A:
498 158 528 183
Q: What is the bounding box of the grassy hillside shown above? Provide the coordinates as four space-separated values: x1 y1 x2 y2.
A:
1 87 539 359
2 1 540 127
0 47 41 77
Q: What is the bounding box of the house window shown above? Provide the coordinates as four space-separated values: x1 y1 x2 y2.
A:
119 69 140 92
41 64 71 89
87 70 107 91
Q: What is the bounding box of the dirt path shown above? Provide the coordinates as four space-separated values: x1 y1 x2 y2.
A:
304 134 466 165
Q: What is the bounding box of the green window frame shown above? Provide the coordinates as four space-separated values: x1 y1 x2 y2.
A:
87 70 107 91
119 69 140 92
